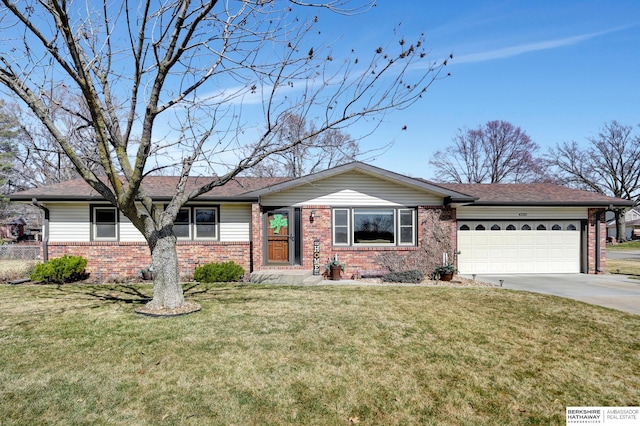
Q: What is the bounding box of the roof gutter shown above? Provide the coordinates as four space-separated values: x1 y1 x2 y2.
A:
467 201 635 208
31 198 49 262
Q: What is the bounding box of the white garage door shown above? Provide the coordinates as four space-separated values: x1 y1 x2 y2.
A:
457 220 581 274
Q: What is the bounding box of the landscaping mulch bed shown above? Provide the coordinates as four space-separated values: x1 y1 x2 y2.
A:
134 301 201 317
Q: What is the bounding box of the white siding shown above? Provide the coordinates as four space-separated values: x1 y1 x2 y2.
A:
48 203 91 242
119 214 146 242
456 206 588 220
219 203 252 242
261 170 444 207
46 202 251 243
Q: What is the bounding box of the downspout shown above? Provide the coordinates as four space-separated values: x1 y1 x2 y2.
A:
31 198 49 262
595 210 603 273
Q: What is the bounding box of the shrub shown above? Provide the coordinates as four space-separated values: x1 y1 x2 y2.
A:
382 270 425 284
30 255 88 284
194 261 245 283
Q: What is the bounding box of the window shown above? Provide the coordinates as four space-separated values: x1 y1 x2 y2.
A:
172 206 219 240
354 209 395 244
92 206 118 240
552 224 562 230
174 208 191 239
567 224 577 231
506 224 516 230
475 224 485 231
195 208 217 239
537 224 547 230
332 208 415 246
399 209 415 245
460 224 470 231
491 224 501 230
333 209 350 245
521 224 531 230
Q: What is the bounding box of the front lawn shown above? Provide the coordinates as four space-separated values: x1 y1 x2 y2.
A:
1 283 638 425
607 259 640 277
607 240 640 250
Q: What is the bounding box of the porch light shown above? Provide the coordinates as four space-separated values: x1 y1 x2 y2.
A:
310 210 316 222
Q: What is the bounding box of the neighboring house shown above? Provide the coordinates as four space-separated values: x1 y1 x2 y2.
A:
0 217 25 241
606 207 640 241
8 162 633 279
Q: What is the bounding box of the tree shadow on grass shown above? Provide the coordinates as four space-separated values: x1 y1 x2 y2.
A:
53 284 153 306
51 282 244 307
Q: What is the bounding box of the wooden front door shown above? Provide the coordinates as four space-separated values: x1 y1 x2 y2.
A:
266 210 291 263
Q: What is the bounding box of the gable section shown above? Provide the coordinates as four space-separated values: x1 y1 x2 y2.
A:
261 170 444 207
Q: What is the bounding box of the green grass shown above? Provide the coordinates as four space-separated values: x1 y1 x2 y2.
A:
1 283 639 425
607 240 640 250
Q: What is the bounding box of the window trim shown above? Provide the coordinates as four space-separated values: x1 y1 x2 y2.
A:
398 208 416 246
193 207 218 240
91 204 119 241
331 207 416 247
333 208 350 246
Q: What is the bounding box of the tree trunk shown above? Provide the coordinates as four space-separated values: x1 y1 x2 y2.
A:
146 231 184 310
615 209 625 242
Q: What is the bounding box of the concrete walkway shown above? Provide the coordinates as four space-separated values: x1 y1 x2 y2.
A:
465 273 640 315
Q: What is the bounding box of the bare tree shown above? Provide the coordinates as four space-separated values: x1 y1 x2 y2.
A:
0 0 448 311
430 120 543 183
546 121 640 240
244 113 358 177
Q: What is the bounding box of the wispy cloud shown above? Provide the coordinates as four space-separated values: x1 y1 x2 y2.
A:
453 26 629 64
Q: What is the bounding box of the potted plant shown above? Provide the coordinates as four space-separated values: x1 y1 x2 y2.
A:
140 266 153 281
324 258 346 280
432 263 456 281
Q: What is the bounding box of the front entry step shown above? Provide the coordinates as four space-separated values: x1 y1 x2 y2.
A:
250 269 323 285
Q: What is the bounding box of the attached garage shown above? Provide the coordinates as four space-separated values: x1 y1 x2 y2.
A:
435 181 636 275
457 220 582 274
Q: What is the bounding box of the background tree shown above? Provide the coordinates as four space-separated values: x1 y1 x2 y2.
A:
545 120 640 240
0 96 103 191
244 113 358 177
429 120 543 183
0 100 19 198
0 0 448 311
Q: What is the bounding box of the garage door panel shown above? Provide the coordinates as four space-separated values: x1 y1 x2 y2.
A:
457 221 581 274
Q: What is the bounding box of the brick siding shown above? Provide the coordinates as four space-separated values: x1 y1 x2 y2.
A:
253 205 456 278
47 241 251 281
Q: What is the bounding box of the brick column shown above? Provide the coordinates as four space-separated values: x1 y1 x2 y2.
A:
251 203 263 272
587 208 607 274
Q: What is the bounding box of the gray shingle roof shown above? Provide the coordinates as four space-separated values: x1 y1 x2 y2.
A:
9 176 291 201
433 182 634 207
8 162 635 208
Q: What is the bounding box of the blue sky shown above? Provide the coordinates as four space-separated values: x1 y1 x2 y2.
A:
318 0 640 178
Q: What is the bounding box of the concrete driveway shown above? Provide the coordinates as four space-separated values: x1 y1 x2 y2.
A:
466 273 640 315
